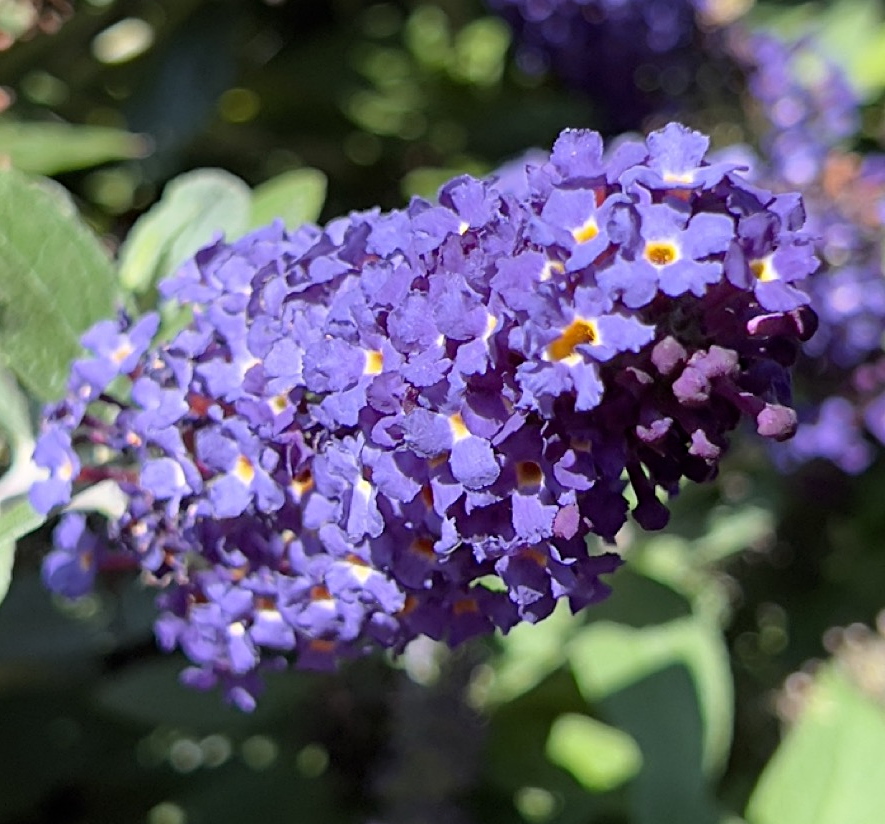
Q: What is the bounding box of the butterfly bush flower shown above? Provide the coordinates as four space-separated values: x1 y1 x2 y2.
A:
734 30 885 472
31 124 816 709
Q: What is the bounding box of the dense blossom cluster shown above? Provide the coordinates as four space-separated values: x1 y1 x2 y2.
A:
735 32 885 472
31 124 817 709
485 0 885 472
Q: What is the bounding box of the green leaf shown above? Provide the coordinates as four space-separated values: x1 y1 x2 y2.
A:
813 0 885 101
95 657 312 732
546 713 643 792
574 655 720 823
480 601 579 707
0 540 13 608
404 4 452 71
693 506 774 566
0 168 117 400
118 168 251 294
0 368 32 448
0 369 38 504
450 17 511 86
749 0 885 101
0 121 149 176
0 3 37 39
0 498 45 607
746 666 885 824
66 480 128 520
247 168 327 231
569 618 733 775
0 498 45 546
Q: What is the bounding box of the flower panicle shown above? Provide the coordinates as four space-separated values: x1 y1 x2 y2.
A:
31 122 816 709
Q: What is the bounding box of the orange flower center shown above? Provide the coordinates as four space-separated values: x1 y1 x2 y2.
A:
644 241 678 267
548 318 598 361
516 461 543 488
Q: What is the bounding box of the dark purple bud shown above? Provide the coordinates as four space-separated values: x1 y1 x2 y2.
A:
747 305 818 341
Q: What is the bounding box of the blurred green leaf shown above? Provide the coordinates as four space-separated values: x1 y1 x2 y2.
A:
0 497 45 546
746 666 885 824
569 618 733 776
694 505 774 566
0 121 149 176
586 564 692 627
581 659 720 824
0 370 40 506
0 1 37 38
0 571 154 663
0 539 12 607
0 168 117 400
405 4 452 71
750 0 885 101
66 479 128 520
481 601 578 707
546 712 642 792
0 498 45 606
0 368 31 448
95 656 311 733
118 168 251 294
247 168 327 231
96 658 251 731
450 18 510 86
814 0 885 100
484 665 610 824
624 505 773 626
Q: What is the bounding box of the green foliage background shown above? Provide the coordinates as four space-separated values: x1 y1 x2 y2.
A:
0 1 884 823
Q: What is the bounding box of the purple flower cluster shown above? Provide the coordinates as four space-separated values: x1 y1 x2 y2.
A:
736 31 860 189
31 124 816 709
734 31 883 369
484 0 726 130
734 31 885 472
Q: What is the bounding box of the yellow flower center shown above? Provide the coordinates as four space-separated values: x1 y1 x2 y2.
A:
364 349 384 375
290 468 313 498
548 318 599 362
750 256 776 282
644 241 679 267
111 342 134 365
269 393 289 414
233 455 255 485
540 260 566 282
449 412 470 441
572 217 599 244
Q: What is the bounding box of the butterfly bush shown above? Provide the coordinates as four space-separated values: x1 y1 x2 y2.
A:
734 31 885 472
484 1 885 474
31 124 817 709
